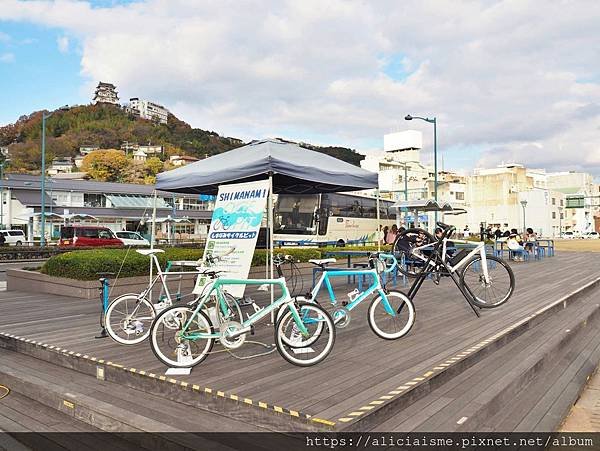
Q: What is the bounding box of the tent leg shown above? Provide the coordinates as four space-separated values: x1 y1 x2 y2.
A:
268 175 275 324
376 190 381 252
150 190 157 303
269 176 275 322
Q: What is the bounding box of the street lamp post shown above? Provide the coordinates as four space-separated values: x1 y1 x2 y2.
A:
405 114 437 223
558 206 563 237
520 200 528 233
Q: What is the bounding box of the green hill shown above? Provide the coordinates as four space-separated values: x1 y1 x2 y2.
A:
0 103 365 178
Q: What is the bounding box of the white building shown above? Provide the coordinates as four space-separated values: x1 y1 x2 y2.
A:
93 82 119 105
47 157 74 175
128 98 169 124
170 155 199 167
546 171 599 233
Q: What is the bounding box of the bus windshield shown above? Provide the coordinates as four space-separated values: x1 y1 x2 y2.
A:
274 195 318 235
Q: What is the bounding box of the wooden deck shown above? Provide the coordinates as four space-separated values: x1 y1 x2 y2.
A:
1 252 599 431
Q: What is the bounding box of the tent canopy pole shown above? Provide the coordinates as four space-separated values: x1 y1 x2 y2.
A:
268 174 275 323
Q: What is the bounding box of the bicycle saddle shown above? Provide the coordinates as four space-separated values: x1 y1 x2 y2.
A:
436 222 452 230
308 258 336 267
136 249 165 255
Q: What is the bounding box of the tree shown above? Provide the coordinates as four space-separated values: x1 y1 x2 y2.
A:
144 157 163 176
82 149 130 182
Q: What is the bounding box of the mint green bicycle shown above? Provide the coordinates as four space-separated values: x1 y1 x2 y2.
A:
149 270 336 367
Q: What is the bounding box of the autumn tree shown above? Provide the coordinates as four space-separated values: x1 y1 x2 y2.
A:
82 149 130 182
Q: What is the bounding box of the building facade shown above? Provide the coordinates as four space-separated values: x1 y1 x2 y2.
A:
127 98 169 124
93 82 119 105
0 174 213 242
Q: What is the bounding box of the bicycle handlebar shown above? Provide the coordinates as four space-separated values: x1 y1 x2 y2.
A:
370 252 398 273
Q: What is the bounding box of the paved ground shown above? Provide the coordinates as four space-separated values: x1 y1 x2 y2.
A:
560 366 600 432
0 252 598 432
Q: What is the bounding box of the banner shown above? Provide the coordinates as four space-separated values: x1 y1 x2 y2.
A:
194 180 269 298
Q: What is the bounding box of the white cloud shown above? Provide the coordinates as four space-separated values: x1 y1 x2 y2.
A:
57 35 69 53
1 0 600 174
0 52 15 63
0 31 10 43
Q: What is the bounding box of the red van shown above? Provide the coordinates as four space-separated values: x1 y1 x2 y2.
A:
59 226 124 247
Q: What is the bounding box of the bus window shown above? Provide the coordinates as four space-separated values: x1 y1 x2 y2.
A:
274 195 319 235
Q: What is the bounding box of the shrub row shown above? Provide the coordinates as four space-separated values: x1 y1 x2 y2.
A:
41 245 393 280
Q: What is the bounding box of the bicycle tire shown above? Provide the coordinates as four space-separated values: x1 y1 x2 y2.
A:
393 228 436 278
276 300 323 347
150 305 214 368
275 302 335 367
105 295 156 345
460 255 515 308
367 291 415 340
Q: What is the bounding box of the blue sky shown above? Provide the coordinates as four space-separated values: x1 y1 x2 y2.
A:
0 21 85 124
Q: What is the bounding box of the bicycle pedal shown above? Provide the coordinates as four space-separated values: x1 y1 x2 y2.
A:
250 325 255 336
342 301 348 307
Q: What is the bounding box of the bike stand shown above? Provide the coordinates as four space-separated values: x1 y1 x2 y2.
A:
165 367 192 376
94 273 114 339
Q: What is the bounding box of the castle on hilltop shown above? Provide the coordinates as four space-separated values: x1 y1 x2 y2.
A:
93 82 119 105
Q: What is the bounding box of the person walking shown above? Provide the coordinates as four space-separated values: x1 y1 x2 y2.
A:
381 225 389 244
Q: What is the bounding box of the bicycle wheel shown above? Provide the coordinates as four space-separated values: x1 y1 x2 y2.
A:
105 295 155 345
368 291 415 340
150 305 214 368
393 228 435 278
275 302 335 367
460 255 515 308
276 299 323 347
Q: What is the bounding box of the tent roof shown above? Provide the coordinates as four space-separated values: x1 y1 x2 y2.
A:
391 199 459 212
155 139 378 194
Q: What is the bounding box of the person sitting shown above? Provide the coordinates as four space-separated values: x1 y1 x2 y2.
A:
507 228 525 261
524 227 537 254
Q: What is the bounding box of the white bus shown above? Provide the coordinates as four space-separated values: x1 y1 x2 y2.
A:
273 193 395 246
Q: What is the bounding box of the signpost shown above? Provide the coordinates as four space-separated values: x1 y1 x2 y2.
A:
195 180 269 298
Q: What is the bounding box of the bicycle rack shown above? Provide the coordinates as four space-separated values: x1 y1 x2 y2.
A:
95 272 114 339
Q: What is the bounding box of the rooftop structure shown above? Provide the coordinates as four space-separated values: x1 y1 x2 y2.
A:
93 82 119 105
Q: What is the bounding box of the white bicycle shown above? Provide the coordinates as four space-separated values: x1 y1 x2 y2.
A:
104 249 242 345
393 223 515 308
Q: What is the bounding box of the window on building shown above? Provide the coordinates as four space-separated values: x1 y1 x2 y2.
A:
456 192 465 200
560 213 564 219
552 198 556 205
181 198 211 211
560 199 564 206
552 212 556 219
84 193 106 207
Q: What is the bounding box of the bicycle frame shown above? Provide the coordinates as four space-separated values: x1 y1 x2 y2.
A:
140 253 202 304
307 254 400 316
404 235 482 317
181 277 310 339
407 237 491 284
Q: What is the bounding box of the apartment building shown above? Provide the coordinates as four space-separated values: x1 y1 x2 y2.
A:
127 98 169 124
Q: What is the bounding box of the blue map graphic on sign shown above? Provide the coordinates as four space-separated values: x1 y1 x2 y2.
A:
211 205 263 231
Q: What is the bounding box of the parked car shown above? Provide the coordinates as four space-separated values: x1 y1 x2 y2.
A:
582 231 600 239
59 226 123 247
561 231 578 239
0 229 27 246
115 231 150 246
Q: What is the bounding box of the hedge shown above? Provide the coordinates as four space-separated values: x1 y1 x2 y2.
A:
41 245 393 281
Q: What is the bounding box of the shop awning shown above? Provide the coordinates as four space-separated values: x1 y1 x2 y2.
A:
106 194 171 209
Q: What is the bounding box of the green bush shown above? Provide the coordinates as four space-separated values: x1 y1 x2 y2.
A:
41 248 203 280
41 244 394 280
